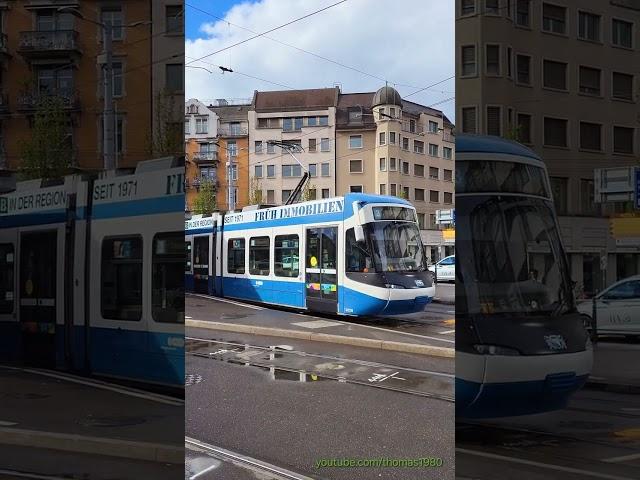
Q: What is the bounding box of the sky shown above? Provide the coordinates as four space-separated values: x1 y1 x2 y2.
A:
185 0 455 121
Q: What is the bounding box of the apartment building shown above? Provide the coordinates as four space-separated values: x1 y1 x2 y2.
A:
210 100 251 211
335 86 456 260
185 98 217 212
457 0 640 293
248 88 338 205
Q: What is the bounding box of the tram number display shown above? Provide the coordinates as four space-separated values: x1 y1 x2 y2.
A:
93 180 138 201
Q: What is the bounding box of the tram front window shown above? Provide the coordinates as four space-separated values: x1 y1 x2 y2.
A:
366 222 427 273
457 196 573 316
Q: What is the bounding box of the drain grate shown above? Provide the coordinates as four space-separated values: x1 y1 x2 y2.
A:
186 373 203 386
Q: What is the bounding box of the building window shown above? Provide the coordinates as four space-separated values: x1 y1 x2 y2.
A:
111 61 123 96
349 159 363 173
417 213 426 230
101 237 142 321
321 188 330 199
309 164 317 177
282 164 302 177
255 165 263 177
579 66 601 96
613 72 634 101
349 135 362 149
227 239 245 274
443 147 453 159
429 167 439 179
429 121 439 133
319 116 329 126
308 189 317 200
444 169 453 182
258 117 279 129
461 45 477 76
415 164 425 177
543 60 567 90
389 131 396 144
266 190 275 203
414 140 425 154
249 237 270 276
461 0 475 16
580 122 602 151
486 0 499 15
389 157 397 171
166 64 183 91
321 163 330 177
379 184 386 195
254 141 262 154
379 157 386 171
227 140 237 157
444 192 453 204
308 138 317 152
101 8 123 40
151 232 184 324
283 117 303 132
542 3 566 35
275 235 299 278
281 190 292 203
230 164 238 181
516 54 531 84
486 44 500 75
428 143 439 156
379 132 386 145
350 185 363 193
402 137 409 150
348 109 362 123
403 186 410 199
415 188 425 201
549 177 568 214
320 138 330 152
266 141 276 154
166 5 183 33
308 116 317 126
516 0 530 27
544 117 568 147
578 11 601 42
612 19 633 48
430 190 439 203
462 107 477 133
267 165 275 178
184 117 189 134
402 161 410 175
506 47 513 78
517 113 532 143
486 106 501 136
195 117 208 134
390 184 397 196
613 126 634 154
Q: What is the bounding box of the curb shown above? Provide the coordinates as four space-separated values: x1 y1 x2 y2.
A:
585 380 640 394
0 427 184 464
186 319 455 358
432 299 455 306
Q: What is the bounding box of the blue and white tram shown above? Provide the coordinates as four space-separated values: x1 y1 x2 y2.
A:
185 194 435 316
0 158 184 388
456 135 592 418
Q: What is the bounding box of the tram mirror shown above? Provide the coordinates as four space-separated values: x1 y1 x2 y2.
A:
354 225 365 244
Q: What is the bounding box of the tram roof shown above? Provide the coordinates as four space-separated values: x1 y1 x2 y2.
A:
456 134 541 161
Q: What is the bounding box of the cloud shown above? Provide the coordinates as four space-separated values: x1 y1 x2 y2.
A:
185 0 454 121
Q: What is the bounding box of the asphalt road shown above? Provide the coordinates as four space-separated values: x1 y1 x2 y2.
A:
185 326 455 479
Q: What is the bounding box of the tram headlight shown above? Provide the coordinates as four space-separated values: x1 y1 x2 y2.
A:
385 284 406 289
473 344 521 356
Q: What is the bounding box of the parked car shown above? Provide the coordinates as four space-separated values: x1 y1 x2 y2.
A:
576 275 640 339
428 255 455 282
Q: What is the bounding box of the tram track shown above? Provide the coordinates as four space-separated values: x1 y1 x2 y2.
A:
186 337 454 403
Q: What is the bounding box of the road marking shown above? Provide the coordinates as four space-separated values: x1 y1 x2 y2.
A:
439 330 456 335
456 448 636 480
186 315 192 319
291 320 344 329
0 366 183 406
188 293 265 310
603 452 640 463
190 463 218 479
0 421 17 426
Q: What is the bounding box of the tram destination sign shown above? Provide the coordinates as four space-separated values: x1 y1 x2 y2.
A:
225 198 345 225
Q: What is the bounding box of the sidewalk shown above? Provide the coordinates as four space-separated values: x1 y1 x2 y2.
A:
586 341 640 393
186 293 454 358
0 366 184 464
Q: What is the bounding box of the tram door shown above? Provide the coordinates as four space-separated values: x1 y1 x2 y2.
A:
305 227 338 313
19 231 57 367
193 235 210 294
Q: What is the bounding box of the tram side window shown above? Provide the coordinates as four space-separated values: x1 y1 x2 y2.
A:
101 236 142 321
227 238 245 274
0 244 15 314
345 229 373 273
153 232 185 324
185 241 192 272
274 235 299 277
249 236 270 276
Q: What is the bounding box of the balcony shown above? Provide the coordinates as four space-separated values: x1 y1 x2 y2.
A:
192 151 218 164
401 123 424 135
188 177 218 190
18 30 81 59
17 90 80 112
217 126 248 137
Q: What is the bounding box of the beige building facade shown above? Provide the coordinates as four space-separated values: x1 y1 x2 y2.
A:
457 0 640 293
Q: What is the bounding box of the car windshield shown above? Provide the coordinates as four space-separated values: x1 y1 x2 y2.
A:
456 195 573 316
366 221 427 273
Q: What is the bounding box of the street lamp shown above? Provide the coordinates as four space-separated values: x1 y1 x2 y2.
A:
57 7 150 171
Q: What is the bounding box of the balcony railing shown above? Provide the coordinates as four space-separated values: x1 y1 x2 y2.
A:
18 30 81 56
401 123 424 134
17 90 80 111
192 151 218 163
217 126 248 137
188 177 218 189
